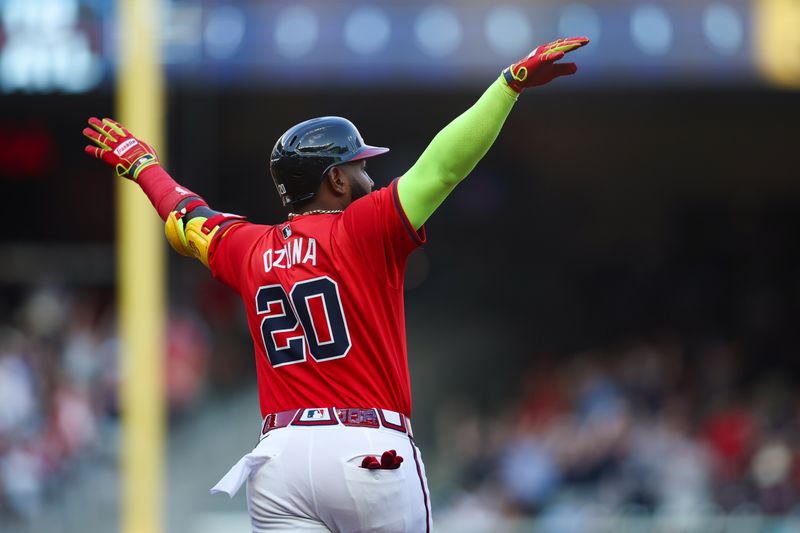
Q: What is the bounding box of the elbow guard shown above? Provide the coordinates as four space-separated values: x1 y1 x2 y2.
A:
164 200 245 267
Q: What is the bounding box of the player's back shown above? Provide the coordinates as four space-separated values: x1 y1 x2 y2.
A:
208 180 425 417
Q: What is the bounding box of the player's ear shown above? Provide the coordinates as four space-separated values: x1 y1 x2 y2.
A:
326 166 348 196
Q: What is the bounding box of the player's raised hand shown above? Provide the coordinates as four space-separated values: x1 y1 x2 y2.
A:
83 117 159 180
502 36 589 92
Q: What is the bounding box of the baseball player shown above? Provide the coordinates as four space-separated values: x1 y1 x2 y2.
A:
83 37 588 532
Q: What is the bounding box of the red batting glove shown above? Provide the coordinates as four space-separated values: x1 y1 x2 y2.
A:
361 455 381 470
502 37 589 93
360 450 404 470
83 117 159 180
380 449 403 470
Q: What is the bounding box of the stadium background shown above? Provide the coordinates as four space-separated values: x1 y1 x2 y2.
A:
1 0 799 531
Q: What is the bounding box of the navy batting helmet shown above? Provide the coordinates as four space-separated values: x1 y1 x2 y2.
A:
269 116 389 206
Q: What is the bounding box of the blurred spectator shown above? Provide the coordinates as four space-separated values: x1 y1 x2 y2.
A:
165 311 210 414
0 284 213 521
0 327 37 442
434 338 800 526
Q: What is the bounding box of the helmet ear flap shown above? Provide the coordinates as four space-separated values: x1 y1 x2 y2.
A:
270 153 322 206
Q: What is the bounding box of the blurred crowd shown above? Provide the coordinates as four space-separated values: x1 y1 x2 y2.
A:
0 285 213 521
3 284 800 528
433 339 800 528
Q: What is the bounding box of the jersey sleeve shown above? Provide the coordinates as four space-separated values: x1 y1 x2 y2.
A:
336 178 426 287
207 222 265 292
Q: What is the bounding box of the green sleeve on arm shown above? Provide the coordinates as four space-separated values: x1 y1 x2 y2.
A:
396 76 518 230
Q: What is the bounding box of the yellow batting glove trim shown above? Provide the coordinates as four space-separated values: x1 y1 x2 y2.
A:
87 137 112 151
541 37 589 59
102 118 126 136
550 42 583 54
89 121 118 142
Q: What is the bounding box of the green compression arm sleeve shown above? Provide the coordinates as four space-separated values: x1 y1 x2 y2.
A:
396 76 518 230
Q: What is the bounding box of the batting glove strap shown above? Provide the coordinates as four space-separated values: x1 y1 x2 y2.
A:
502 67 527 91
126 153 159 180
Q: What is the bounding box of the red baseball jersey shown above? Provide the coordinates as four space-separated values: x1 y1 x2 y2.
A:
208 179 425 417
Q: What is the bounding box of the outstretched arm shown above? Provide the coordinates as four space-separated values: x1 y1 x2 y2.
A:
397 37 589 230
83 117 244 267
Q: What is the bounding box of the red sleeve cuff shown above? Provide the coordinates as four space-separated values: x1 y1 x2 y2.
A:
390 178 426 246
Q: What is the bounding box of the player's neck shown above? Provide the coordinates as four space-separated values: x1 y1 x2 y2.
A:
291 196 348 216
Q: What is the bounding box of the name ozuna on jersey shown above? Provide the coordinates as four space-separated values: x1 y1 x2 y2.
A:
263 237 318 272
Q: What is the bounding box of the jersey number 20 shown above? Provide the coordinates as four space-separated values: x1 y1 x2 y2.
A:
255 276 351 367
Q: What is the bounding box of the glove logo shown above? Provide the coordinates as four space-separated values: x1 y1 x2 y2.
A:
512 66 528 82
114 138 139 156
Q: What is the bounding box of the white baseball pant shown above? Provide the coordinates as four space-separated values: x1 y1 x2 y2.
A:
211 412 432 532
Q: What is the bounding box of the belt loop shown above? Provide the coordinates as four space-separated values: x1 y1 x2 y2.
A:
377 409 408 434
260 412 274 436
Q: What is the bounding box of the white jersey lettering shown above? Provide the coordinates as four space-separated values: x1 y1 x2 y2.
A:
263 237 318 272
303 238 317 266
263 249 273 272
274 248 287 269
292 238 303 265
